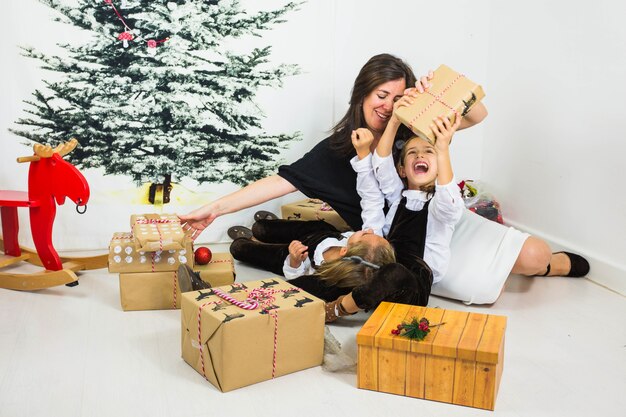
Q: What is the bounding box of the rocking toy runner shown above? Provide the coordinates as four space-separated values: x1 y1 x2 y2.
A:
0 139 107 290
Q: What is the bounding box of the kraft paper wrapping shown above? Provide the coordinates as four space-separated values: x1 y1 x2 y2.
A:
130 213 187 252
395 64 485 144
119 270 181 311
108 232 193 273
281 199 351 232
181 278 325 392
194 253 235 287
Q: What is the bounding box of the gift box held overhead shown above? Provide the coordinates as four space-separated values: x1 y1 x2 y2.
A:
181 278 325 392
357 302 506 410
108 232 193 273
281 199 351 232
395 64 485 144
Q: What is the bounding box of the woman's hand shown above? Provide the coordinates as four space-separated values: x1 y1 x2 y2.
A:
430 114 462 151
179 205 219 241
414 70 434 93
351 128 374 160
288 240 308 268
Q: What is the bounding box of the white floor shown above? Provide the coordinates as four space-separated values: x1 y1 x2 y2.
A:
0 244 624 417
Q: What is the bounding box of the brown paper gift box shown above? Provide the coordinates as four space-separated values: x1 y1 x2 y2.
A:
181 278 325 392
281 199 351 232
395 64 485 144
108 232 193 273
130 213 187 252
119 270 182 311
194 253 235 287
357 302 506 410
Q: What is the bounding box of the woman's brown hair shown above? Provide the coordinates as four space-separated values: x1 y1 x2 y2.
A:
329 53 417 157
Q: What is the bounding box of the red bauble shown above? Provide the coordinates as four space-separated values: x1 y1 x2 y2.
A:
194 246 212 265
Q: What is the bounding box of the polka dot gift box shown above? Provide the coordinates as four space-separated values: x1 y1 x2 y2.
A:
108 232 193 273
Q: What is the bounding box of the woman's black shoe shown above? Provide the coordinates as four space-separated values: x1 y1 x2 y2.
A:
254 210 279 221
227 226 253 240
558 252 590 277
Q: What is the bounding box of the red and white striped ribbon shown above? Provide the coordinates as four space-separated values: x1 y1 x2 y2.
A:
197 301 223 380
172 270 178 309
212 288 259 310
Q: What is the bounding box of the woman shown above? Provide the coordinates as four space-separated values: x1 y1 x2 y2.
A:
180 53 419 233
180 53 588 305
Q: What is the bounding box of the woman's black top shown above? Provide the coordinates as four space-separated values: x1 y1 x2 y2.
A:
278 136 363 230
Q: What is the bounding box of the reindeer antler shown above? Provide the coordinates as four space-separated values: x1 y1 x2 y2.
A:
17 138 79 163
33 143 55 158
53 138 78 157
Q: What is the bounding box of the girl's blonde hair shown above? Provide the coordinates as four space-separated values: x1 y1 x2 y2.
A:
316 241 396 288
397 136 436 195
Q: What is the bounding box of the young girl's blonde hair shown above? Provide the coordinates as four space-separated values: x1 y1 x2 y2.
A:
316 241 396 288
397 136 436 195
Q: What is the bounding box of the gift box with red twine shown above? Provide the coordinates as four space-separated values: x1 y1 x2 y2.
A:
281 199 351 232
130 213 187 252
119 270 182 311
193 252 236 287
395 64 485 144
181 278 325 392
108 232 193 273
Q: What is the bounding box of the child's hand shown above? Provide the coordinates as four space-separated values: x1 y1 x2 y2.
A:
351 128 374 160
390 93 416 125
288 240 308 268
430 114 462 151
389 70 433 125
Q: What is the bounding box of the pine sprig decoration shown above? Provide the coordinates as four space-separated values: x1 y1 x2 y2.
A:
390 317 445 341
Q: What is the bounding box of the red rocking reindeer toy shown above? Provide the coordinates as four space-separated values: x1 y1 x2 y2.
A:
0 139 107 290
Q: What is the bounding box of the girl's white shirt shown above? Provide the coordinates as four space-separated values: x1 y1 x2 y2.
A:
282 232 354 279
350 152 464 284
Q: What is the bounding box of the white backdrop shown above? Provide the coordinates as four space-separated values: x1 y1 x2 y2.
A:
1 0 624 292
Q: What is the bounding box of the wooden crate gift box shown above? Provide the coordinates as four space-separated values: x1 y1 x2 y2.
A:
281 199 351 232
181 278 325 392
108 232 193 273
357 302 506 410
394 64 485 144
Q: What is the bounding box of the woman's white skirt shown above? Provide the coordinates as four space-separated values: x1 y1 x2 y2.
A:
432 209 529 305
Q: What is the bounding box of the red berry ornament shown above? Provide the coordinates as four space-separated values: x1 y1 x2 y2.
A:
194 246 212 265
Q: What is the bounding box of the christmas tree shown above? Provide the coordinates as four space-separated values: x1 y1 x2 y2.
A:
11 0 302 188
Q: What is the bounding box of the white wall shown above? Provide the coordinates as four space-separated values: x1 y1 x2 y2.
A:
1 1 623 292
483 0 626 293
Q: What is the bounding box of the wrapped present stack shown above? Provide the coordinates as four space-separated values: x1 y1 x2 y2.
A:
181 278 325 392
281 199 351 232
107 213 235 311
357 302 507 410
395 64 485 144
